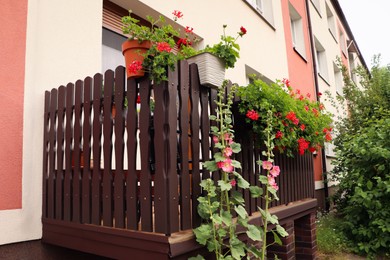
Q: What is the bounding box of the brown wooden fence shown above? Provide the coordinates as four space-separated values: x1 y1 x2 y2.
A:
42 61 314 236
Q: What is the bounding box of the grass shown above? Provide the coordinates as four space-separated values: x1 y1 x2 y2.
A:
316 212 353 259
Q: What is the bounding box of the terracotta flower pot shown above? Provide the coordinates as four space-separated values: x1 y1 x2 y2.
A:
122 40 152 79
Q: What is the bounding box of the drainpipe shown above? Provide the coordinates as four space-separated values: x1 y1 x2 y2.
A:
305 0 330 211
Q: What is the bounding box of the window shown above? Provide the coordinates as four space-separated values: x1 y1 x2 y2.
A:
289 2 306 58
244 0 274 27
314 37 329 81
348 52 357 82
326 3 337 41
102 28 127 73
333 62 343 94
310 0 321 15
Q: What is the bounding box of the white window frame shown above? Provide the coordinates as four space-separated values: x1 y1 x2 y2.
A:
326 3 337 41
310 0 321 15
333 62 343 95
289 2 306 59
244 0 274 27
314 37 329 82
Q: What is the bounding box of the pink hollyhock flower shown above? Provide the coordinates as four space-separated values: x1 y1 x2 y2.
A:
217 158 233 173
268 176 279 191
270 166 280 177
156 42 172 52
230 179 237 186
128 60 143 74
213 136 219 144
262 161 273 170
223 147 233 157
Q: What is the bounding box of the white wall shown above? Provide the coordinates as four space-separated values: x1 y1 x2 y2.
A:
0 0 103 245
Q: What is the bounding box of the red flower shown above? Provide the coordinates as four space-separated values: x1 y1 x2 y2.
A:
128 60 143 74
296 89 301 95
319 104 325 110
282 78 291 87
172 10 183 20
246 109 259 121
177 38 191 47
325 132 332 141
309 147 317 153
136 95 141 104
317 92 322 97
239 26 247 36
300 124 306 131
312 108 319 117
286 111 299 125
304 105 309 111
275 131 283 139
230 179 237 186
156 42 172 52
306 93 311 98
298 137 310 155
299 95 304 101
185 26 194 33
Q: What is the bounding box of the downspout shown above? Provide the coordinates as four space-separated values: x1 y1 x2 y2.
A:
305 0 330 211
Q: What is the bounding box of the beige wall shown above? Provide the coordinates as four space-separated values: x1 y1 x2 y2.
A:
0 0 103 245
112 0 289 85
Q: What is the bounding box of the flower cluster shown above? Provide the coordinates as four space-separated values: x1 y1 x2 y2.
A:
238 77 333 156
262 161 281 191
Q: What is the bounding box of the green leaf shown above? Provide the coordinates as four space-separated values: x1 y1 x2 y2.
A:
259 175 268 185
249 186 263 198
246 224 262 241
230 142 241 153
271 230 282 245
276 224 288 237
231 191 245 205
209 115 217 120
234 205 248 219
230 237 246 260
367 180 373 190
221 210 232 226
203 160 218 172
214 152 225 162
231 160 242 169
211 126 219 133
218 180 232 191
193 224 212 245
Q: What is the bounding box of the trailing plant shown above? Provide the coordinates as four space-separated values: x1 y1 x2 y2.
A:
191 81 287 260
237 77 333 157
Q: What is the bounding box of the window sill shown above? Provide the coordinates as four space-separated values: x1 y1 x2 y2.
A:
293 46 307 62
243 0 275 30
328 29 338 44
318 73 330 86
310 1 322 18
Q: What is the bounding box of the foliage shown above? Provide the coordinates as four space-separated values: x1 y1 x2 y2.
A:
190 82 287 260
121 11 246 83
204 25 247 69
331 58 390 258
121 10 196 83
316 212 349 255
237 77 333 157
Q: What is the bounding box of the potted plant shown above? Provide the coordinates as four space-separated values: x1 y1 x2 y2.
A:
187 25 247 89
121 10 188 83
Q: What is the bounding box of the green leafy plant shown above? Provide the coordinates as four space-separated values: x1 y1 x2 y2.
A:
330 58 390 259
191 82 287 260
237 77 333 157
204 25 247 69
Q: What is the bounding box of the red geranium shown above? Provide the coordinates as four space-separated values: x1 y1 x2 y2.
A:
156 42 172 52
246 109 259 121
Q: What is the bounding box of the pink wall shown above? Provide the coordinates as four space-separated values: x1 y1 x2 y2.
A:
0 0 28 210
282 0 322 182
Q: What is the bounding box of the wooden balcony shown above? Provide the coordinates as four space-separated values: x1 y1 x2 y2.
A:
42 61 318 259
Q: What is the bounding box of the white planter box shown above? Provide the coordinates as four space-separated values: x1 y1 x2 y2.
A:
187 52 225 89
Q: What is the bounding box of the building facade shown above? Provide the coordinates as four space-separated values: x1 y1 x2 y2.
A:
0 0 366 246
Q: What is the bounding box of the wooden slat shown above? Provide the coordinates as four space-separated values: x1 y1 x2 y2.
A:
189 64 201 228
72 81 83 223
138 77 152 232
48 89 57 219
126 78 138 230
56 86 66 220
42 91 51 219
102 70 114 227
166 66 179 234
91 73 103 225
91 74 103 225
178 60 191 230
82 77 93 224
200 85 210 180
64 84 74 221
114 66 126 228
